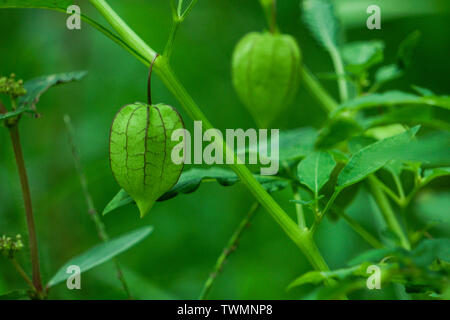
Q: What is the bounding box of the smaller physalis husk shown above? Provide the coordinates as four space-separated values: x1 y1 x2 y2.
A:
110 102 184 217
232 32 302 128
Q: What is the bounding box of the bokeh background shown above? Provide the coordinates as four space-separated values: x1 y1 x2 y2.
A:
1 0 449 299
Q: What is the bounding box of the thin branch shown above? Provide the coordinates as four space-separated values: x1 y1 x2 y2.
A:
333 207 383 249
367 175 411 250
199 202 260 300
63 115 132 299
10 258 36 291
8 124 44 294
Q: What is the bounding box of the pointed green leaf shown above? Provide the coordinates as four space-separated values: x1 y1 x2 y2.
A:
18 71 87 110
302 0 339 52
338 126 420 188
373 64 403 88
47 226 153 287
297 151 336 194
103 167 290 215
342 41 384 74
110 103 184 217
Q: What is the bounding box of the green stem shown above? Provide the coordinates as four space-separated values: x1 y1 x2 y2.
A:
367 175 411 250
392 173 405 201
89 0 331 276
199 202 260 300
370 175 403 206
334 207 383 249
292 185 306 230
8 124 44 295
301 67 338 113
163 20 181 62
328 46 348 102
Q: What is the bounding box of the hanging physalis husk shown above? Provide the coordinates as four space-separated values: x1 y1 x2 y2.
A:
109 55 185 218
110 103 184 217
232 32 302 128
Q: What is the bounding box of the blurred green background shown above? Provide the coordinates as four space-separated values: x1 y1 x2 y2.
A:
1 0 449 299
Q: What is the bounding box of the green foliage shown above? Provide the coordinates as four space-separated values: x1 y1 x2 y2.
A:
342 41 384 74
337 126 419 188
0 71 87 121
103 167 289 215
47 226 153 287
296 151 336 195
0 0 449 301
232 32 301 128
109 103 184 217
302 0 339 52
336 90 450 114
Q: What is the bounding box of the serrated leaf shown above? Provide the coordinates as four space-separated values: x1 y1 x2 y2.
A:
110 103 184 217
47 226 153 287
103 168 289 215
337 126 420 188
0 0 71 9
342 41 384 74
297 151 336 194
336 91 450 114
302 0 339 51
18 71 87 110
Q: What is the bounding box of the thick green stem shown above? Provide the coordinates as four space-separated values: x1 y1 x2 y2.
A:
88 0 331 275
367 175 411 250
8 124 44 295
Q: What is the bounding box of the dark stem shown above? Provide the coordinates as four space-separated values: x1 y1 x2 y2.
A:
8 124 44 295
199 202 260 300
147 53 160 105
271 0 277 33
